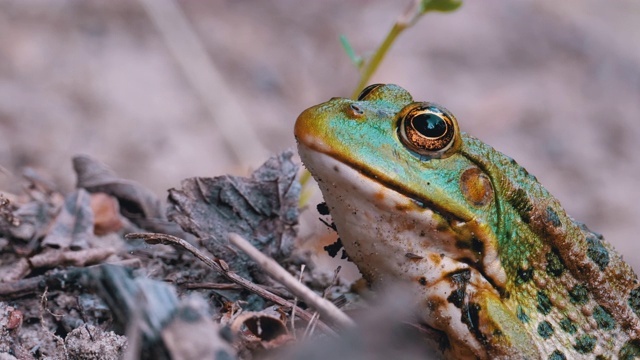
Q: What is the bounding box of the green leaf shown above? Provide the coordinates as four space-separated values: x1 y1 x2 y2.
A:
339 35 363 68
420 0 463 13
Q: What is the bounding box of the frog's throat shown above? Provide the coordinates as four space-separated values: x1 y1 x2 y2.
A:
299 144 508 290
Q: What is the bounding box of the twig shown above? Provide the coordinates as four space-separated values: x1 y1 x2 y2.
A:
305 264 342 339
228 233 356 330
183 282 243 291
0 259 141 300
291 264 306 338
302 312 320 340
126 232 337 335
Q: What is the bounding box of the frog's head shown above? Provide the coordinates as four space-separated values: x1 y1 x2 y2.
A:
295 84 507 289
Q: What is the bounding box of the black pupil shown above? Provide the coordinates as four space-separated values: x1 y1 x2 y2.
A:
412 113 447 138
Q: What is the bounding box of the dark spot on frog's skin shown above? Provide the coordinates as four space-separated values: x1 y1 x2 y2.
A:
516 305 529 323
569 284 589 305
546 247 565 277
471 237 483 255
433 328 451 351
537 290 552 315
619 339 640 360
537 320 554 339
316 202 330 215
507 188 533 223
405 252 424 260
454 238 484 257
627 287 640 317
461 302 486 344
449 269 471 284
586 235 610 271
559 317 577 334
332 165 339 172
593 305 615 330
455 239 470 250
548 350 567 360
515 267 533 286
574 334 596 354
546 206 562 227
418 277 427 286
419 230 426 237
447 288 466 308
323 238 343 258
447 269 471 308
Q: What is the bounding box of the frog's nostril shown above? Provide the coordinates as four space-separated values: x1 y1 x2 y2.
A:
350 103 364 115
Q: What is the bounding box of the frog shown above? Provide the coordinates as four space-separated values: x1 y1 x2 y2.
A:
294 84 640 359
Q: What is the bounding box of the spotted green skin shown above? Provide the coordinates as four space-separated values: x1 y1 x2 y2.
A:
295 84 640 359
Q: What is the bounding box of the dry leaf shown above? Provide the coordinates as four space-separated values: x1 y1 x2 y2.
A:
90 192 123 235
73 155 182 236
8 200 58 242
42 189 94 250
167 150 300 279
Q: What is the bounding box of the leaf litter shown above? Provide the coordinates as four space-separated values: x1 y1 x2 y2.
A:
0 150 440 360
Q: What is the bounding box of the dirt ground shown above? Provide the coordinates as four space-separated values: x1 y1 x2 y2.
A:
1 1 639 275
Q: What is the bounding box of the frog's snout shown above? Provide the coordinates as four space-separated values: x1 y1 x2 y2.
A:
293 105 315 143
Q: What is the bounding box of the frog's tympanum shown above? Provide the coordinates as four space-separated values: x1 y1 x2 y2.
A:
294 84 640 359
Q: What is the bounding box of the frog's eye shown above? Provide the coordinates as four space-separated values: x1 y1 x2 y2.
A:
398 103 459 157
357 84 384 100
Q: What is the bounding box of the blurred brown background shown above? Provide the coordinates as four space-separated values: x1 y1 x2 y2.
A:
1 1 639 269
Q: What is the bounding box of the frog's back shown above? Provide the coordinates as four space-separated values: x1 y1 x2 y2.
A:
462 134 640 358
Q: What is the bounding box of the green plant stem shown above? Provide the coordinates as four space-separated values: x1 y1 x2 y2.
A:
351 22 406 100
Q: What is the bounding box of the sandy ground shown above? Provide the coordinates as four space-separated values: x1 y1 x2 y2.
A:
1 0 639 270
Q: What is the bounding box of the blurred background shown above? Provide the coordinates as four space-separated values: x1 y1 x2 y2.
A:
1 0 639 270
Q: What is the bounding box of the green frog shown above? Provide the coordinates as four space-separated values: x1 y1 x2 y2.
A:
294 84 640 359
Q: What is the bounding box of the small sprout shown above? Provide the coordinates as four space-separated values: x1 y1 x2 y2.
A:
340 35 364 68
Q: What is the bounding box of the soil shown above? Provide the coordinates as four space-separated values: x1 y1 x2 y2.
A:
0 1 639 359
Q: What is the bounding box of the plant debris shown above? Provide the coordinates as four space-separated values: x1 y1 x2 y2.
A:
0 151 436 359
167 150 299 280
0 151 438 359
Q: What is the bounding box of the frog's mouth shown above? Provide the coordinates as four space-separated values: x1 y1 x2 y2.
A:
297 142 473 224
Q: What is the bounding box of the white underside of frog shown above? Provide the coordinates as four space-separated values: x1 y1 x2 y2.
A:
299 148 509 359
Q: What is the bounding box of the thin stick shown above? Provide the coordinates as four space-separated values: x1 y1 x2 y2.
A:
291 264 305 338
0 259 141 300
228 233 355 329
126 232 337 335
